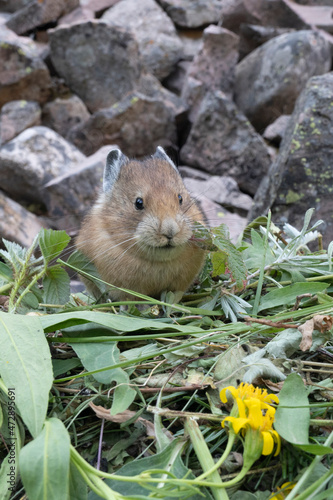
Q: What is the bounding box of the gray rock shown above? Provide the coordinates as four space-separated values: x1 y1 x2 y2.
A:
102 0 183 80
0 100 41 145
80 0 122 14
263 115 291 145
0 0 32 12
239 24 295 59
44 145 113 230
221 0 308 34
0 126 85 205
68 92 177 157
183 175 252 214
286 2 333 34
0 190 46 248
163 60 192 96
6 0 75 35
180 91 271 195
48 20 142 113
182 25 239 119
0 26 51 108
196 195 247 242
157 0 223 28
250 72 333 246
58 6 94 25
42 96 90 139
234 30 331 131
178 30 203 60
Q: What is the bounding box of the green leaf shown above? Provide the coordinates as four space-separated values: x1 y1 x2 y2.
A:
40 311 204 335
67 250 107 293
20 418 70 500
211 251 226 276
296 444 333 455
38 228 70 264
0 261 12 283
211 225 247 289
71 342 136 415
245 228 275 271
43 265 70 305
69 461 88 500
0 312 53 437
88 438 212 500
258 282 328 312
52 358 82 378
274 373 310 445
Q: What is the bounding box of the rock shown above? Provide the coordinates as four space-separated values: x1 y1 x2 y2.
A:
263 115 290 145
234 30 331 131
178 30 203 60
6 0 78 35
0 190 46 248
163 60 192 96
0 100 41 144
0 126 85 205
284 1 333 34
81 0 122 15
180 90 271 195
250 73 333 246
0 0 34 12
68 92 177 157
102 0 183 80
294 0 333 5
58 6 94 25
183 175 253 214
44 145 113 230
42 96 90 139
48 20 142 113
221 0 308 34
239 24 294 59
0 26 51 108
182 25 239 118
157 0 223 28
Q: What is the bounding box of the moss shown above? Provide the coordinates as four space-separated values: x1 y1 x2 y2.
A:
285 190 302 204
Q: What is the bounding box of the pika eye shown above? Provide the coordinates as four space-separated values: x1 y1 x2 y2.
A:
178 194 183 205
135 197 144 210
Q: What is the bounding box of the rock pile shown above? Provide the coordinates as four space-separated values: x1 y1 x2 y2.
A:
0 0 332 247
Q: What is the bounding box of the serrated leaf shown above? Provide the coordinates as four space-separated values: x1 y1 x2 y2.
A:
38 228 70 264
66 250 107 293
0 312 53 437
20 418 70 500
43 265 70 305
258 282 328 312
211 226 247 289
274 373 310 445
211 251 226 276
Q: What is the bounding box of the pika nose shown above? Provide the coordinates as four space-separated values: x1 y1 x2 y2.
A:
161 218 180 240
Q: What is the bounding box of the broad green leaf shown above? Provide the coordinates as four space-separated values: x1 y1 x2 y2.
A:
0 313 53 437
296 444 333 455
52 358 82 378
40 311 204 335
0 261 12 283
211 251 226 276
274 373 310 444
245 228 275 270
71 342 136 414
88 438 213 500
43 265 70 304
258 282 328 312
20 418 70 500
38 228 70 263
69 461 88 500
211 225 247 289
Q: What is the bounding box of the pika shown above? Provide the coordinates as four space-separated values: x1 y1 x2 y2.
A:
76 146 206 301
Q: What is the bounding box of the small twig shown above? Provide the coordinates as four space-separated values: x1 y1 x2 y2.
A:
291 293 313 311
245 316 297 329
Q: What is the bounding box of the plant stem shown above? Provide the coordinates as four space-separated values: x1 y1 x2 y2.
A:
185 417 230 500
252 210 271 316
196 433 236 481
285 429 333 500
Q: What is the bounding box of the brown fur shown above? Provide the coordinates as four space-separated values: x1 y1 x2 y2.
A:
76 155 206 300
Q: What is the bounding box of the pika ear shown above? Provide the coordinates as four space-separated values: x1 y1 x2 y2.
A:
152 146 179 174
103 148 129 193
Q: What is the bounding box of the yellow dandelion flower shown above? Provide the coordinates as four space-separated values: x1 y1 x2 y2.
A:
270 482 296 499
220 382 279 407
